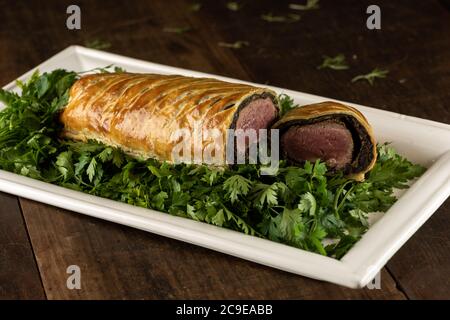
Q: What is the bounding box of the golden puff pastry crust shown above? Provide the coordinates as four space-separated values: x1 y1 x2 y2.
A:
60 73 278 164
273 101 377 181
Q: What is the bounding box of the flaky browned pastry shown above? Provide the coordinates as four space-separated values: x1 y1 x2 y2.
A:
273 101 377 181
60 73 279 164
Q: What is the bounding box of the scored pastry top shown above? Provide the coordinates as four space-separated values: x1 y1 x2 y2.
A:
60 73 278 163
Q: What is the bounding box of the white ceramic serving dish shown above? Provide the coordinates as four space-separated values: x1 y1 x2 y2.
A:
1 46 449 288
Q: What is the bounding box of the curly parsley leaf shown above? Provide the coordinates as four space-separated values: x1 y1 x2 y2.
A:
317 54 349 70
278 94 298 116
261 13 301 23
352 68 389 85
289 0 320 11
223 175 252 203
367 143 426 189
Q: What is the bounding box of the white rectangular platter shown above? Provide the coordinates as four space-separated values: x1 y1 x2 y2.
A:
1 46 449 288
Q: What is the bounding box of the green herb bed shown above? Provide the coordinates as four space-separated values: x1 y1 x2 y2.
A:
0 69 425 259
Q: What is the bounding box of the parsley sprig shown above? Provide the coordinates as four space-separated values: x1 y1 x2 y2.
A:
289 0 320 11
317 54 349 70
261 13 301 23
163 26 192 34
226 2 242 11
352 68 389 85
0 69 425 259
84 39 111 50
218 41 249 49
189 2 201 12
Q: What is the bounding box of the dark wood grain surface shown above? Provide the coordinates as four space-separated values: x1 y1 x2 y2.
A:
0 0 449 299
0 194 45 299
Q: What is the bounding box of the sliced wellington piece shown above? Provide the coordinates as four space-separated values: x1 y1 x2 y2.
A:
60 73 279 164
273 101 377 181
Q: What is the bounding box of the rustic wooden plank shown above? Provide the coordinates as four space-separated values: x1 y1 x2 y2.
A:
21 199 405 299
386 203 450 300
0 193 45 299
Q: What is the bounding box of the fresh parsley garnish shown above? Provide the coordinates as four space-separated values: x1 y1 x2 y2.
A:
189 2 202 12
218 41 249 49
226 2 241 11
223 175 252 203
278 94 298 116
352 68 389 85
84 39 112 50
317 54 349 70
289 0 320 11
0 69 425 259
261 13 301 23
163 26 192 34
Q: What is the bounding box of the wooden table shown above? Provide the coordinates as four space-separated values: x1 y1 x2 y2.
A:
1 0 449 300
